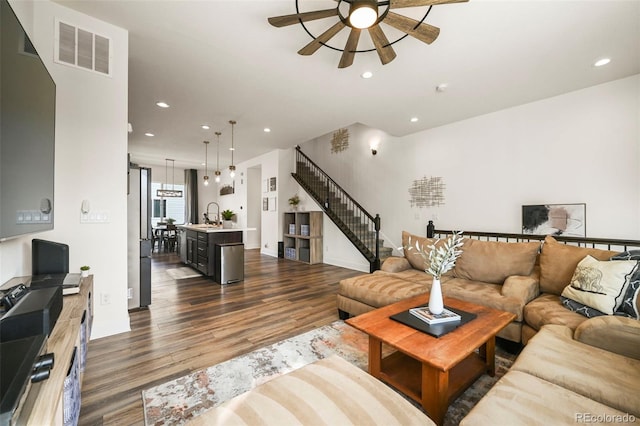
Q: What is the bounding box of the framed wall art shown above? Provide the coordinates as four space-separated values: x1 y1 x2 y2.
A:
269 177 277 192
522 203 586 237
262 197 268 211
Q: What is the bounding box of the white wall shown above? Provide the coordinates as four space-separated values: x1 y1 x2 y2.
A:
300 75 640 254
1 0 130 338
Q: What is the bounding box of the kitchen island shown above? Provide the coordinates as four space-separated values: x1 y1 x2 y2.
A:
177 224 254 279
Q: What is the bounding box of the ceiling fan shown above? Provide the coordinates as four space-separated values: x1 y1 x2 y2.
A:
268 0 468 68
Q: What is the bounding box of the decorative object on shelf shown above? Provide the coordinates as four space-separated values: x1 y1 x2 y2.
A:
214 132 222 183
202 140 210 186
220 183 234 196
522 203 586 237
407 231 464 314
80 265 90 278
408 176 445 208
331 128 349 153
267 0 465 68
157 159 183 197
228 120 237 178
288 194 300 211
221 209 234 229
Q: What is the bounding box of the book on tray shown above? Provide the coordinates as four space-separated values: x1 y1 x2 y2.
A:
409 306 461 324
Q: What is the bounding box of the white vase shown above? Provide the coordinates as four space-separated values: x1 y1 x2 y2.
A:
81 270 89 278
223 220 233 229
429 277 444 315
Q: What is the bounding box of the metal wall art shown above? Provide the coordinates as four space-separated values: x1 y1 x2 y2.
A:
408 176 446 208
330 128 349 154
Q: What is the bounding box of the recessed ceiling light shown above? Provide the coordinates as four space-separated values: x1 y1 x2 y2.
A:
145 132 155 137
594 58 611 67
264 128 271 133
155 101 170 108
201 125 210 130
436 83 449 92
410 117 419 123
361 71 373 79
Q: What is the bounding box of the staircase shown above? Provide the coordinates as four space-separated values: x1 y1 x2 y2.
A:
292 147 393 272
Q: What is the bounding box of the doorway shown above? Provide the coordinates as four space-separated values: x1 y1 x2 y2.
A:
246 166 262 249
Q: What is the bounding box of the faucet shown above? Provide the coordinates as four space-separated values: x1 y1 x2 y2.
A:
205 202 220 225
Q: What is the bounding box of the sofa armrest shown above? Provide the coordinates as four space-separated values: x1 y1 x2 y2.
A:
574 316 640 360
380 256 412 273
501 274 539 305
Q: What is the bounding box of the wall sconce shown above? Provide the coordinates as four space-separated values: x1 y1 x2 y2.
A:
370 141 379 156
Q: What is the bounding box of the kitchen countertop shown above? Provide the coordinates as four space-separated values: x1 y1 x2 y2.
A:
178 224 256 233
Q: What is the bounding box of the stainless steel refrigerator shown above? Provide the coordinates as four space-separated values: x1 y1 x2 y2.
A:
127 164 152 309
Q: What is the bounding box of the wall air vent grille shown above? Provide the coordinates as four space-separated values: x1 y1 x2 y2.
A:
54 20 111 76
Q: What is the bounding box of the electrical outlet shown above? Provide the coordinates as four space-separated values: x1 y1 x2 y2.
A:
264 243 268 248
100 293 111 305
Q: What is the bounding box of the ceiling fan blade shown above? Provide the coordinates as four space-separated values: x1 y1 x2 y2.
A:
298 21 346 56
383 12 440 44
339 28 362 68
368 25 397 65
390 0 468 9
268 8 338 28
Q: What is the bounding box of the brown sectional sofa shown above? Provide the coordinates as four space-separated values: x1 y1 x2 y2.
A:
338 230 640 344
462 323 640 424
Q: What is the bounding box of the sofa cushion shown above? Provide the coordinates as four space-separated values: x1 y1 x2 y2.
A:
523 293 587 332
539 236 618 295
187 355 435 426
452 239 540 284
560 255 636 314
380 256 411 273
460 370 638 426
338 273 430 309
401 231 445 272
443 278 525 321
511 325 640 417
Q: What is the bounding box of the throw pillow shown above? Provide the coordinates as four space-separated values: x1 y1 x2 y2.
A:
560 296 606 318
452 239 540 284
611 251 640 319
560 255 636 315
401 231 443 272
539 236 618 295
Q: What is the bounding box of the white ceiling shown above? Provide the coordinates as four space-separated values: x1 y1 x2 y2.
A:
55 0 640 170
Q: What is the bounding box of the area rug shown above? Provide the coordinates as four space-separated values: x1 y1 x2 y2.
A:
165 267 202 280
142 320 515 426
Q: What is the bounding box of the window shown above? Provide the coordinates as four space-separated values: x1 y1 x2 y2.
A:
151 183 185 225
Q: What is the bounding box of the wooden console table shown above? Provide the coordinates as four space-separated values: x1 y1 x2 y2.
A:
11 275 94 425
347 294 515 426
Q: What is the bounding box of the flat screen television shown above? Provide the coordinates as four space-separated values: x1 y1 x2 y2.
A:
0 0 56 241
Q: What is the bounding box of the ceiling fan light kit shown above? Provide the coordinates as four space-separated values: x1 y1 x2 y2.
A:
268 0 468 68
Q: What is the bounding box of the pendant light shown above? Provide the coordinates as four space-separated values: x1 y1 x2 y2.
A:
203 140 210 186
157 159 182 197
214 131 222 183
229 120 237 178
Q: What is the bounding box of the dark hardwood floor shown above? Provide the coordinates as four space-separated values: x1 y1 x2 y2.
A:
78 249 361 425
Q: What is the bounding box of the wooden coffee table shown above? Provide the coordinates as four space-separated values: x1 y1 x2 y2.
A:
346 294 515 426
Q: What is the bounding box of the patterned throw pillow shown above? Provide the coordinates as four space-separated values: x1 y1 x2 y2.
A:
611 251 640 319
560 255 636 315
560 296 606 318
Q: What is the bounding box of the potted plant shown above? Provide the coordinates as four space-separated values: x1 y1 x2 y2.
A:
288 194 300 211
407 231 464 314
221 209 234 229
80 265 90 278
